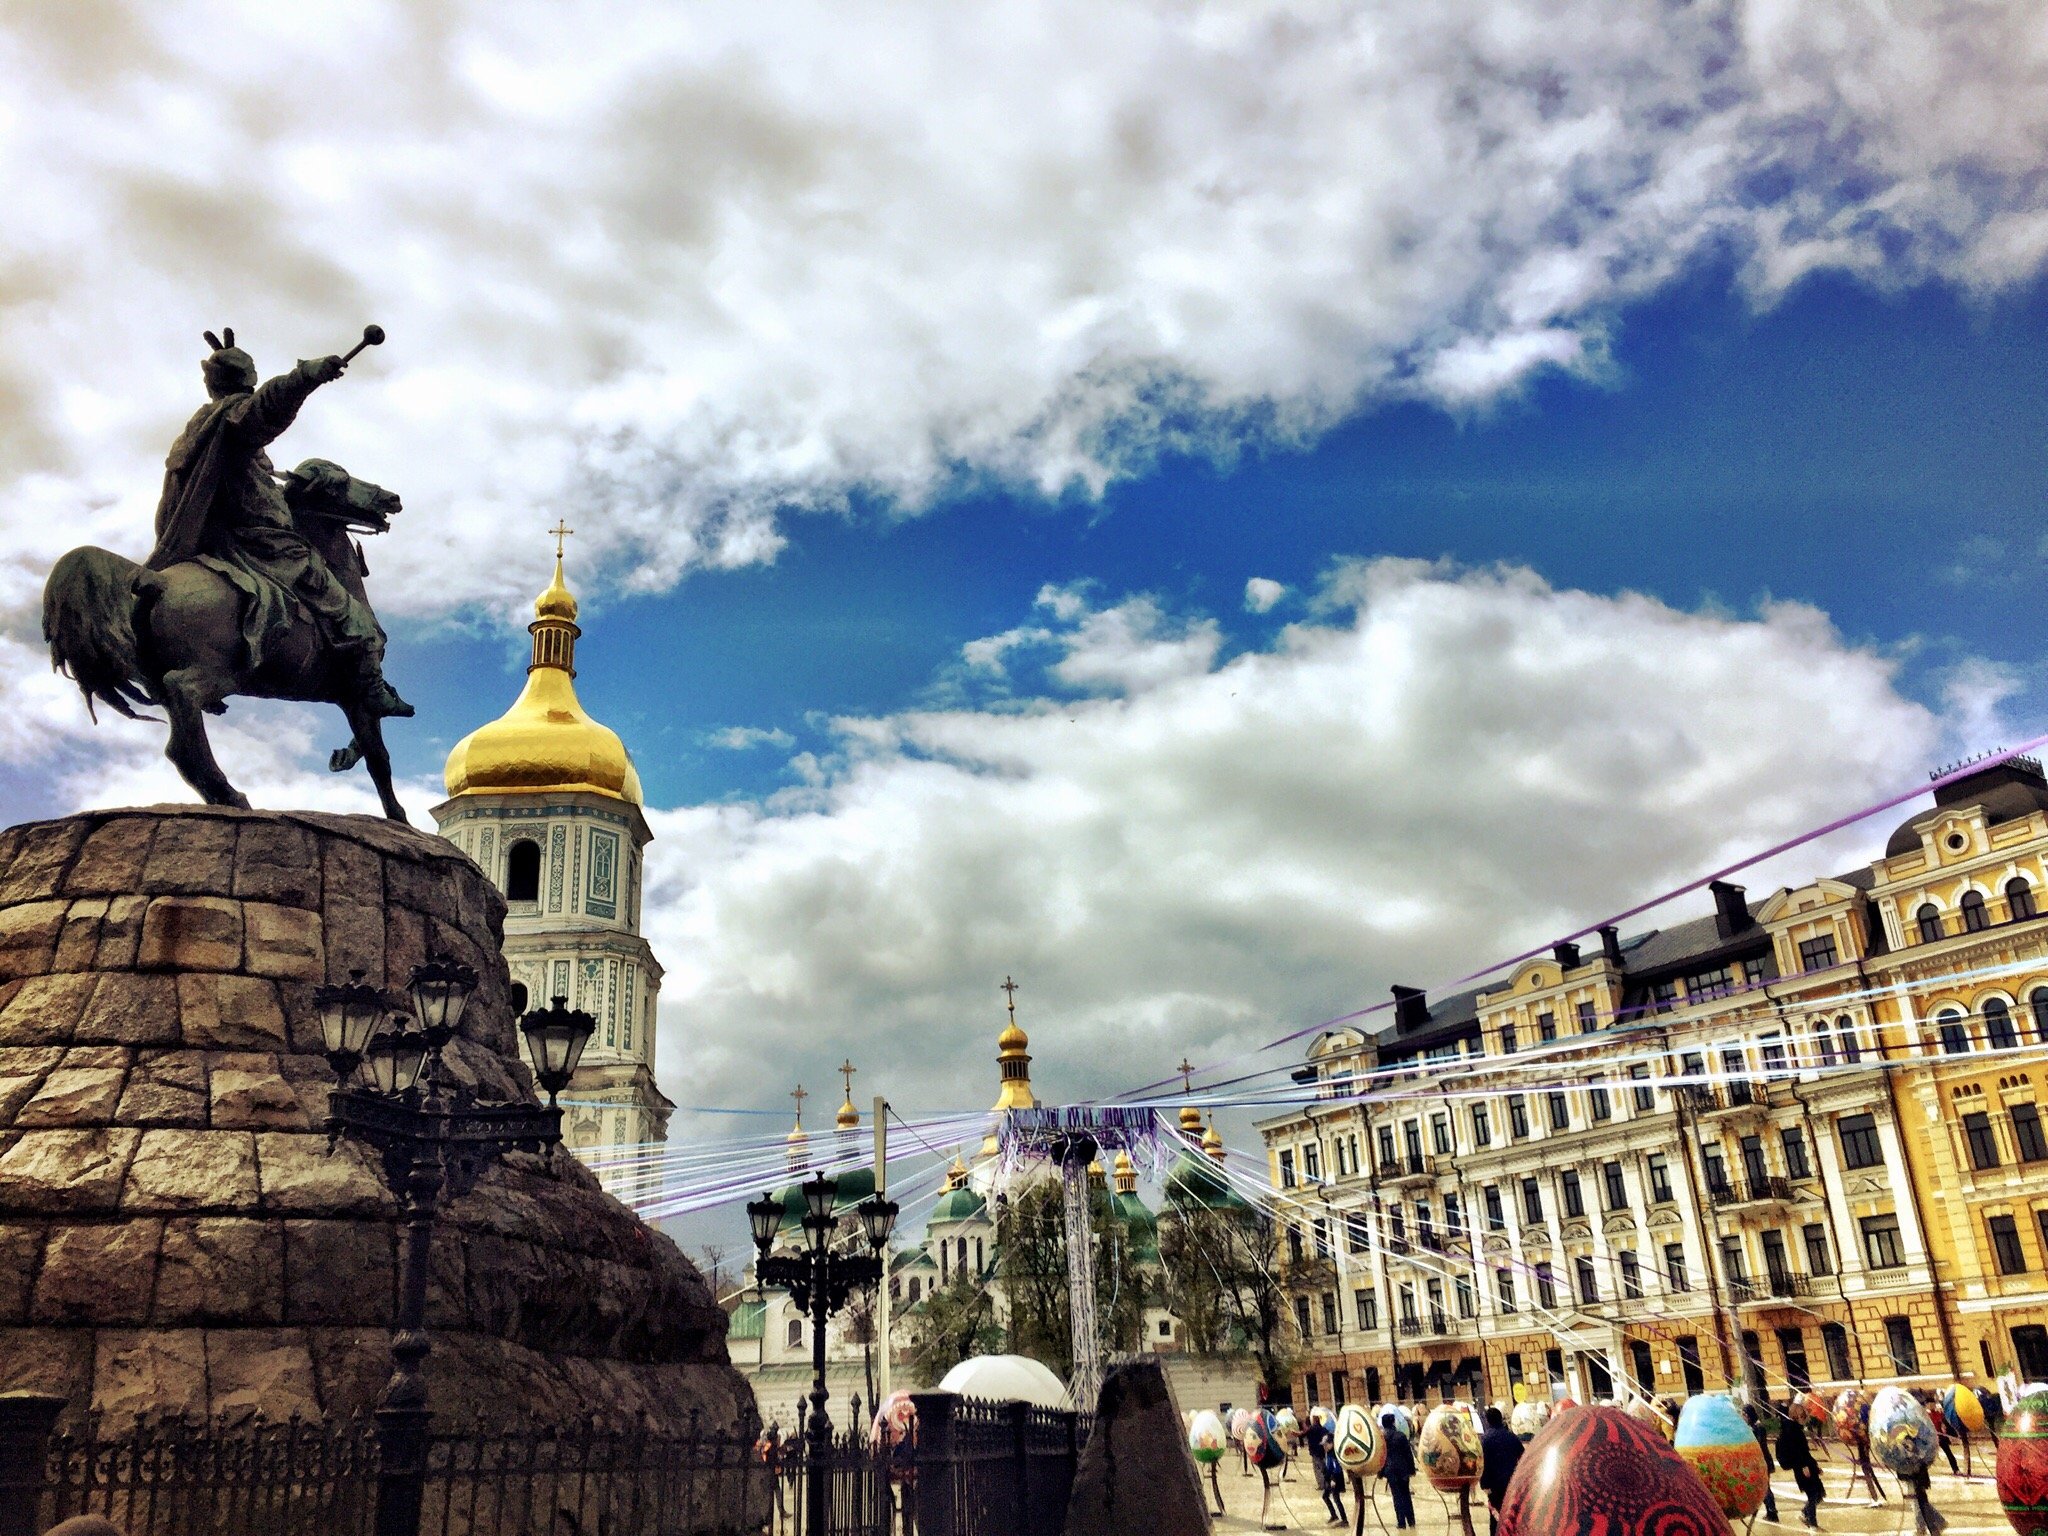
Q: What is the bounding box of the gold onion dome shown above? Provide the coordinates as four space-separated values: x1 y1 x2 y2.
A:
1178 1103 1204 1138
1113 1149 1137 1194
443 549 644 806
836 1097 860 1130
1202 1119 1226 1162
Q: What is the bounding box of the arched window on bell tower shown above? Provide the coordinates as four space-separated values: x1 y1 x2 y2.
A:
505 839 542 904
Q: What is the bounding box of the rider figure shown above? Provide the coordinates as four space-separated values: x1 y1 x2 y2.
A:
148 330 411 718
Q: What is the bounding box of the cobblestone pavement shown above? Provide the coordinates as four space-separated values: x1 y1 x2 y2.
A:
1205 1451 2012 1535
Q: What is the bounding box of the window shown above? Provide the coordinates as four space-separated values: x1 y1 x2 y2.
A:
1294 1296 1313 1338
1313 1218 1331 1258
1740 1133 1768 1185
1762 1229 1791 1283
1428 1115 1450 1154
1288 1227 1305 1264
1761 1037 1790 1078
1537 1012 1557 1042
1456 1276 1475 1318
786 1318 803 1349
1916 903 1944 944
1445 1192 1465 1240
1840 1113 1883 1169
1803 1223 1831 1276
1508 1095 1530 1139
1782 1127 1810 1179
1501 1022 1519 1053
1575 1256 1598 1303
504 839 543 903
1822 1322 1852 1381
1471 1104 1492 1147
1390 1209 1407 1245
1495 1269 1516 1313
1346 1214 1371 1252
1778 1326 1812 1391
1427 1280 1447 1333
1798 934 1838 972
2034 990 2048 1044
1416 1201 1437 1251
1884 1316 1920 1374
1647 1156 1673 1204
1992 1215 2029 1275
1355 1288 1378 1330
1305 1372 1320 1406
1399 1285 1417 1325
1403 1121 1423 1160
1602 1161 1627 1211
1279 1150 1297 1188
1577 1000 1598 1033
1521 1178 1543 1224
1649 980 1678 1015
1963 891 1990 932
1861 1214 1906 1270
1814 1022 1837 1066
1665 1243 1689 1292
1322 1292 1341 1334
2017 1105 2048 1164
1966 1111 2002 1171
1720 1234 1748 1282
1687 967 1733 1001
1561 1170 1584 1218
1631 1066 1655 1112
1547 1092 1570 1132
2012 878 2038 921
1678 1336 1705 1394
1702 1148 1726 1192
1377 1127 1397 1167
1589 1084 1611 1122
1989 999 2020 1050
1484 1186 1505 1231
1839 1016 1863 1063
1620 1250 1642 1299
1535 1262 1556 1309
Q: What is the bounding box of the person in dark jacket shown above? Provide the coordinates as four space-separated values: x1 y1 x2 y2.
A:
1479 1407 1524 1536
1744 1403 1780 1524
1381 1413 1418 1530
1778 1405 1825 1530
1306 1410 1347 1526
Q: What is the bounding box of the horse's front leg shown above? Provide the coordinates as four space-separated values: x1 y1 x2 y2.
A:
339 703 408 823
160 666 250 808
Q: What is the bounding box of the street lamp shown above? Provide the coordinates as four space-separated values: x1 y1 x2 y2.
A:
750 1172 898 1535
313 956 596 1536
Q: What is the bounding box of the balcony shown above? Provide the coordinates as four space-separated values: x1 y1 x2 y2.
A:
1682 1081 1771 1118
1707 1173 1794 1211
1730 1272 1813 1304
1398 1318 1425 1338
1378 1152 1437 1187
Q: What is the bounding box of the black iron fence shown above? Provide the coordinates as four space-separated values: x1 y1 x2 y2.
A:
0 1392 1091 1536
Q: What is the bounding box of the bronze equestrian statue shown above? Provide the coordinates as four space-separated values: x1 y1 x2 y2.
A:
42 326 415 822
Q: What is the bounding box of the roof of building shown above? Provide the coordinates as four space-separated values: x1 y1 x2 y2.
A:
1886 757 2048 857
728 1299 765 1340
930 1184 988 1224
774 1165 878 1231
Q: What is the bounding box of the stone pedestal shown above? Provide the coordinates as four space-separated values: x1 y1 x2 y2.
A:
1064 1359 1212 1536
0 806 747 1430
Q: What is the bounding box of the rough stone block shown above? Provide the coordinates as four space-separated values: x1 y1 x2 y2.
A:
208 1329 320 1424
142 817 237 896
117 1051 209 1126
0 1327 94 1414
176 973 288 1051
253 1131 392 1216
0 973 93 1050
383 853 460 926
63 818 156 895
319 838 383 983
74 973 179 1047
33 1217 161 1323
15 1064 129 1126
208 1055 308 1129
305 1325 390 1413
0 1128 138 1213
232 820 319 907
155 1216 283 1324
123 1128 258 1212
138 896 244 972
94 893 148 969
243 902 324 981
92 1327 209 1421
0 1224 41 1321
53 897 108 971
0 901 68 983
1063 1359 1211 1536
383 903 427 989
0 820 89 905
285 1218 394 1326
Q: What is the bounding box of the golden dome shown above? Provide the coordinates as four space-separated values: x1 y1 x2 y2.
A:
1113 1149 1138 1195
1178 1103 1204 1137
945 1153 969 1190
1202 1119 1226 1162
443 552 643 806
836 1097 860 1130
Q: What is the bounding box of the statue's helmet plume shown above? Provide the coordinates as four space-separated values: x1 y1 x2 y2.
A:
201 327 257 398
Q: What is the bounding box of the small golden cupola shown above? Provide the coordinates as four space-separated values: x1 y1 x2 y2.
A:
785 1084 811 1173
835 1059 861 1130
1175 1058 1204 1141
443 528 644 806
980 975 1038 1158
1202 1116 1227 1164
1113 1149 1138 1195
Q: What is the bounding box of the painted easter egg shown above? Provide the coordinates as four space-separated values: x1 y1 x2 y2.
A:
1625 1398 1671 1441
1188 1408 1229 1466
1229 1408 1256 1441
1335 1404 1385 1477
1870 1387 1937 1476
1500 1404 1727 1536
1511 1400 1552 1442
1997 1390 2048 1536
870 1389 918 1485
1956 1385 1990 1434
1379 1404 1415 1440
1673 1394 1769 1520
1275 1407 1302 1445
1834 1387 1868 1446
1418 1403 1484 1491
1244 1410 1287 1469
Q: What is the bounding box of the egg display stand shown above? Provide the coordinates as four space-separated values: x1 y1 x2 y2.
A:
1204 1460 1225 1516
1349 1472 1392 1536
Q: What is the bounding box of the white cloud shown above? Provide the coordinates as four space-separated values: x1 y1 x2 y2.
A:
1244 577 1287 614
704 725 796 752
1 0 2046 632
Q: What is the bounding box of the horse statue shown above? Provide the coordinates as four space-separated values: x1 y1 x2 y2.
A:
41 327 414 822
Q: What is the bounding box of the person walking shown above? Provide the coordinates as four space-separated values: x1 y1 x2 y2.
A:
1381 1412 1418 1530
1744 1403 1780 1524
1307 1408 1347 1527
1847 1401 1886 1507
1479 1406 1525 1536
1778 1405 1826 1530
1929 1395 1962 1477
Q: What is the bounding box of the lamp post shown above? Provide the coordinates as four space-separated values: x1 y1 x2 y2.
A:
314 960 594 1536
747 1174 898 1536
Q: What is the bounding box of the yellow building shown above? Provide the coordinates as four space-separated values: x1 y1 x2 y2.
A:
1258 754 2048 1411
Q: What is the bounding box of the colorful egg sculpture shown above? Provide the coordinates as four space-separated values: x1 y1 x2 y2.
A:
1673 1394 1768 1520
1499 1404 1728 1536
1957 1386 1990 1433
1188 1408 1229 1467
1803 1391 1831 1427
1228 1407 1256 1444
1511 1400 1552 1442
869 1390 916 1451
1870 1387 1937 1476
1379 1404 1415 1440
1834 1387 1868 1446
1335 1404 1386 1477
1244 1410 1287 1469
1275 1407 1302 1446
1997 1390 2048 1536
1418 1403 1484 1491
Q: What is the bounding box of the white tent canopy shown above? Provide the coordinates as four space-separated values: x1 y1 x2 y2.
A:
938 1354 1071 1409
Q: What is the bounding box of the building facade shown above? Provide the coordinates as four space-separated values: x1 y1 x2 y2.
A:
432 548 673 1195
1258 755 2048 1412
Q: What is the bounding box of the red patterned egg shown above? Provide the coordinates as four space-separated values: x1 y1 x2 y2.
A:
1998 1391 2048 1536
1500 1404 1726 1536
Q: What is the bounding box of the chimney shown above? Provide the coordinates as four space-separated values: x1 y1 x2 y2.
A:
1551 940 1581 969
1391 985 1429 1032
1598 926 1623 965
1710 880 1751 939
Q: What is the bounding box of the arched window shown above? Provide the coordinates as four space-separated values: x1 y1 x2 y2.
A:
1813 1022 1837 1067
1963 891 1990 932
1838 1015 1863 1064
508 981 529 1015
505 839 542 903
1916 904 1944 944
1936 1009 1971 1055
785 1318 802 1350
2010 878 2037 922
1987 999 2020 1050
2031 989 2048 1044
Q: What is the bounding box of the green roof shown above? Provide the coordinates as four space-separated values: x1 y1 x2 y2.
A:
1162 1151 1250 1213
775 1166 878 1231
930 1185 987 1223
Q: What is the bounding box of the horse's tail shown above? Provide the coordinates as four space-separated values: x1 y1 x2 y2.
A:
43 546 160 721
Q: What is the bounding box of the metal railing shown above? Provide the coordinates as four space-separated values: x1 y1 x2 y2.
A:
1378 1152 1436 1184
1706 1173 1793 1209
1729 1272 1814 1303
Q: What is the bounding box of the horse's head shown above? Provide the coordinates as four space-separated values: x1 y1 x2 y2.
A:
280 458 401 535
